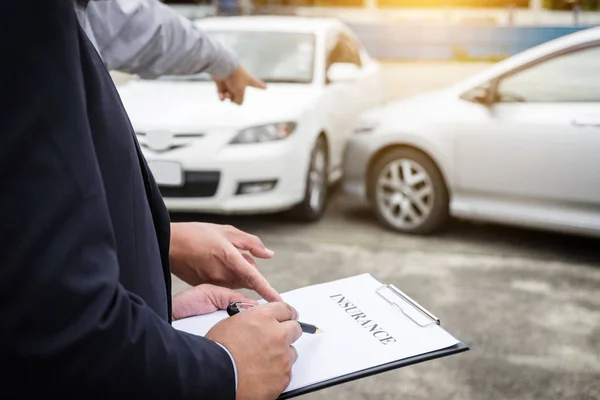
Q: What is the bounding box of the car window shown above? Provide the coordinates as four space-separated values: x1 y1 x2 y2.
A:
346 34 365 61
155 31 316 84
496 45 600 103
327 33 363 70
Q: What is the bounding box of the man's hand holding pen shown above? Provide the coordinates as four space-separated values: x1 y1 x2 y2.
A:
206 302 302 400
227 302 322 334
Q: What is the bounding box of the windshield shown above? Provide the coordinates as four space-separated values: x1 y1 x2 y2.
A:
155 31 316 84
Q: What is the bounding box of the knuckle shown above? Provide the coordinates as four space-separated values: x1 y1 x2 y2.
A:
275 331 287 347
276 331 288 346
250 234 262 244
295 323 302 339
286 303 298 320
290 346 298 363
223 224 235 233
244 272 258 288
256 305 271 319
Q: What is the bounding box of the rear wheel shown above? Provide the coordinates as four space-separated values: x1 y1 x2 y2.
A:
368 148 449 235
288 136 328 222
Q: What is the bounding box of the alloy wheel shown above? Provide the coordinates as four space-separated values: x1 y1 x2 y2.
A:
376 158 434 230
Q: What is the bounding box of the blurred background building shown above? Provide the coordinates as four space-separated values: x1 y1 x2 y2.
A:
161 0 600 61
161 0 599 16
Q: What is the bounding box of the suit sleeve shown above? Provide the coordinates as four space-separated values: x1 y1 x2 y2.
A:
84 0 239 78
0 1 235 398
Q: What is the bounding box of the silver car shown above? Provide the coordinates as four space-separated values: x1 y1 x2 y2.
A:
343 26 600 237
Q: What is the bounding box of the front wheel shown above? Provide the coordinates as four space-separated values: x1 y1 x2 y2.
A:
288 136 328 222
368 148 449 235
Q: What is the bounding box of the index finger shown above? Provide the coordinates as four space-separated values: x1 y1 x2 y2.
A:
233 251 283 302
259 302 298 323
249 77 267 90
246 270 282 302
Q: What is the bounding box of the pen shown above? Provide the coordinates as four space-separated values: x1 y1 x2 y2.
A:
298 321 321 334
226 302 322 334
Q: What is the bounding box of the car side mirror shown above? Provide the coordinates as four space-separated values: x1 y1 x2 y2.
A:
462 86 492 105
327 62 361 83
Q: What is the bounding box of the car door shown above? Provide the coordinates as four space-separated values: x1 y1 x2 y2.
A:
454 42 600 218
321 29 364 175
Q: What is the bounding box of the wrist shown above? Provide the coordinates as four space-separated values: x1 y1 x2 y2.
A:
169 223 197 284
206 49 239 80
169 222 183 273
213 341 239 391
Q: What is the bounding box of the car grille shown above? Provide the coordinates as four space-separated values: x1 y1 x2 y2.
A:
158 171 220 198
136 132 205 153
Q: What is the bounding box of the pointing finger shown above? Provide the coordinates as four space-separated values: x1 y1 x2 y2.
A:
237 65 266 90
249 76 267 90
244 267 282 302
231 250 282 302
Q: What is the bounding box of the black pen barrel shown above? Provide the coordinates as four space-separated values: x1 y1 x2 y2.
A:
298 321 319 334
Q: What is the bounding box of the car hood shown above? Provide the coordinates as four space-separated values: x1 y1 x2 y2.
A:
364 90 453 128
117 81 321 131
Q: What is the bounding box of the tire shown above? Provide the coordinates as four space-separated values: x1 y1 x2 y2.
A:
368 148 449 235
288 136 329 222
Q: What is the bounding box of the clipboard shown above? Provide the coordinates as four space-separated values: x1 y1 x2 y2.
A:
278 283 470 399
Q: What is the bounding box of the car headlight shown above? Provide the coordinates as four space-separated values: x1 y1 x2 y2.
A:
229 122 297 144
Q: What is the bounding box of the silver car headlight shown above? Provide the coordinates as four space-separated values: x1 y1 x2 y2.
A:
229 122 297 144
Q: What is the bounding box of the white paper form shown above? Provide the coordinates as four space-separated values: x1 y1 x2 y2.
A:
173 274 460 393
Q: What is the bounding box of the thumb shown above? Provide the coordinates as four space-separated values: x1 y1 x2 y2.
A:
214 80 228 101
204 284 257 310
229 229 274 259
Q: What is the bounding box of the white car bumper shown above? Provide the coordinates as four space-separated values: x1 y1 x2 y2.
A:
143 139 308 214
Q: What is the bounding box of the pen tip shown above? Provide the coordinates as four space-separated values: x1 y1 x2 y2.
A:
315 328 323 334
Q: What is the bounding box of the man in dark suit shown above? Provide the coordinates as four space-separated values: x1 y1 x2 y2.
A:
0 1 302 398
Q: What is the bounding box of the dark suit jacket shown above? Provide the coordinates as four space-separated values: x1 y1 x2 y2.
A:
0 1 234 398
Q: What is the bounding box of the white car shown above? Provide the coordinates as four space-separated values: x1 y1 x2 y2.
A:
118 16 383 221
344 27 600 237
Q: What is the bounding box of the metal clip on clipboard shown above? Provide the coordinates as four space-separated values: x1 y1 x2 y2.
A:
376 284 440 327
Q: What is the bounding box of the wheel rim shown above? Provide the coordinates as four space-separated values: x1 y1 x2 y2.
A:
376 158 434 230
308 146 327 212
